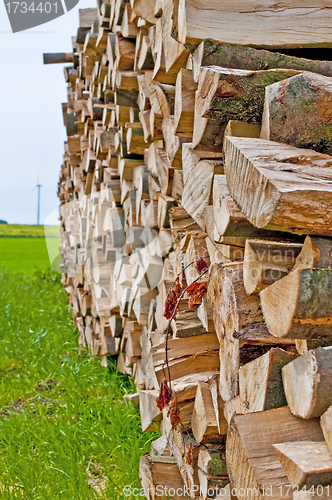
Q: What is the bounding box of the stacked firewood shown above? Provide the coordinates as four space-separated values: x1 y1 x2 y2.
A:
50 1 332 498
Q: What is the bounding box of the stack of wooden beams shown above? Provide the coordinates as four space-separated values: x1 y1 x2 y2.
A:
51 1 332 498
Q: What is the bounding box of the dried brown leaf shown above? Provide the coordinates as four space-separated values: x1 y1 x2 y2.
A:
186 444 193 465
156 378 172 411
196 257 208 274
167 397 181 430
164 277 182 320
186 281 208 311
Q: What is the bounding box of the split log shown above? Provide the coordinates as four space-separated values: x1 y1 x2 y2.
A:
171 372 224 403
192 113 226 152
136 73 150 112
182 158 223 231
126 127 149 155
120 5 137 38
198 447 227 477
132 0 157 25
293 489 332 500
125 329 142 362
177 400 196 431
196 66 298 123
260 269 332 339
166 429 200 495
171 299 206 338
174 69 197 137
224 136 332 235
212 175 292 241
139 389 162 432
79 7 97 27
225 346 298 421
162 115 191 168
207 262 263 401
43 53 74 64
151 333 219 365
226 407 325 500
154 148 172 195
115 35 136 71
155 351 220 384
261 72 332 155
154 0 189 76
172 0 332 49
238 348 298 414
115 71 142 91
282 346 332 418
137 36 154 71
139 454 189 500
149 82 175 117
293 236 332 272
198 447 229 500
243 239 302 295
192 40 332 83
171 170 183 201
157 195 177 229
273 441 332 488
140 327 159 391
223 120 261 144
322 406 332 456
191 380 228 443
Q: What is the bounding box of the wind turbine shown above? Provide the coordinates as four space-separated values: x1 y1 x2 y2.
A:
34 176 42 225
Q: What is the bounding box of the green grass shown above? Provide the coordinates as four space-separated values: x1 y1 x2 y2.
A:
0 238 61 273
0 225 59 238
0 225 61 272
0 241 157 498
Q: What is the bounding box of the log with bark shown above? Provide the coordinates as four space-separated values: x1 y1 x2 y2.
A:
260 269 332 339
226 407 325 500
192 40 332 84
196 66 298 123
261 72 332 155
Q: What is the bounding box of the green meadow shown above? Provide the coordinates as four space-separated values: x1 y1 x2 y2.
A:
0 226 156 498
0 225 60 273
0 224 59 238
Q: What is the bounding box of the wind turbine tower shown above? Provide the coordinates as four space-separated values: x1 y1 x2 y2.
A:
36 180 42 225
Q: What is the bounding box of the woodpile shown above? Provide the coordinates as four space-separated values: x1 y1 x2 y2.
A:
51 2 332 498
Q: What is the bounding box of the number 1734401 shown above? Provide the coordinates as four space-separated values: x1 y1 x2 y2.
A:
5 2 59 13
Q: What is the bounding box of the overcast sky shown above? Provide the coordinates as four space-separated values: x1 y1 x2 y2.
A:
0 0 93 224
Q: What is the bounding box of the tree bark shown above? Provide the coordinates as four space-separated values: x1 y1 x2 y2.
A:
196 66 298 123
192 40 332 83
261 72 332 156
261 269 332 339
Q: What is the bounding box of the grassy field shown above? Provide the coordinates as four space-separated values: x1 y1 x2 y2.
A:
0 238 61 273
0 225 61 273
0 229 157 498
0 224 60 238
